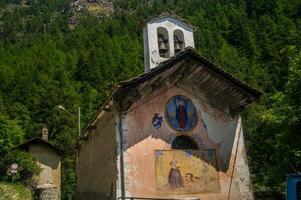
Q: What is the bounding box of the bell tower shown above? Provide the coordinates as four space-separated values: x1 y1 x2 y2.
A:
143 12 195 71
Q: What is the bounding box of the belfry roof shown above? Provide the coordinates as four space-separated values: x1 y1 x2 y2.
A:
142 11 196 30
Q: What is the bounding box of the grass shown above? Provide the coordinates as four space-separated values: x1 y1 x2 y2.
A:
0 182 31 200
87 4 112 14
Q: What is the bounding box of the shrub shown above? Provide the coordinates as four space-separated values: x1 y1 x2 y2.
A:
0 150 40 188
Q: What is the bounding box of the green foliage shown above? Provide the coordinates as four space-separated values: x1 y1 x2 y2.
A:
0 182 32 200
61 157 76 200
0 150 40 186
0 115 24 156
0 0 300 198
244 46 301 191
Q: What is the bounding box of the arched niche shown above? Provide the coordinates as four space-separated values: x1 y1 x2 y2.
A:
157 27 170 58
171 135 199 150
173 29 185 54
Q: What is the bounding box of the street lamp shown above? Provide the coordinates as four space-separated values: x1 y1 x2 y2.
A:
57 105 81 197
57 105 81 137
57 105 66 111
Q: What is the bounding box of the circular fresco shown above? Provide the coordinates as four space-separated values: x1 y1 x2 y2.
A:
165 95 198 132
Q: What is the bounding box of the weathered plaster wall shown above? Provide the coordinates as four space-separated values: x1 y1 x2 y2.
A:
77 103 117 200
29 144 61 190
118 85 253 200
228 127 253 200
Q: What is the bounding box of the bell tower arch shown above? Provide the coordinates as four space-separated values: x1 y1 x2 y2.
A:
173 29 185 54
157 27 170 58
143 12 195 71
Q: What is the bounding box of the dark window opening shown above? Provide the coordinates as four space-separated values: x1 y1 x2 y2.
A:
157 27 169 58
171 135 199 149
173 29 185 54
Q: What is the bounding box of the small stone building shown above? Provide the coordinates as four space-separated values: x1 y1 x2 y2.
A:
16 128 62 199
77 13 261 200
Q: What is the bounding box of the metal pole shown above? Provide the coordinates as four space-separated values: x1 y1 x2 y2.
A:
76 106 80 199
227 116 242 200
119 112 125 199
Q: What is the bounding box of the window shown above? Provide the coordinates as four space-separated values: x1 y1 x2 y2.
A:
171 135 199 149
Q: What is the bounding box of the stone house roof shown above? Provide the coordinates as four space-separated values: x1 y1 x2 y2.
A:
14 137 63 155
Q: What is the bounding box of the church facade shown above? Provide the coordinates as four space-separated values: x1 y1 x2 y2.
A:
76 13 261 200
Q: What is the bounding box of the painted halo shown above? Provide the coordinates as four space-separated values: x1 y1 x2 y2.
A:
165 95 198 132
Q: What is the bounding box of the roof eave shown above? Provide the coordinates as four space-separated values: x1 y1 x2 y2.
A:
114 47 262 101
13 137 64 155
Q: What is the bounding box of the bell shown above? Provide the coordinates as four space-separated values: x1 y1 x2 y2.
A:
174 41 181 54
174 36 183 54
158 35 168 54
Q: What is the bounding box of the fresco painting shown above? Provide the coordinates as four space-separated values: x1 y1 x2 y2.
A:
155 150 220 194
152 113 163 129
165 95 198 132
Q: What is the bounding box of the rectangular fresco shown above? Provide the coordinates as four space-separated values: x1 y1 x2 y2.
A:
155 149 220 194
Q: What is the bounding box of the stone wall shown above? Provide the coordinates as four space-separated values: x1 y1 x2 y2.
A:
35 187 60 200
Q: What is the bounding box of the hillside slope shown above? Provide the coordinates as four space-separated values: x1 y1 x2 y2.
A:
0 182 31 200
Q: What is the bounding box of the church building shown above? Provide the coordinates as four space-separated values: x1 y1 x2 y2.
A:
76 12 261 200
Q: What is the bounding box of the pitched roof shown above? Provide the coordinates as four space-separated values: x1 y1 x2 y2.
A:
83 47 262 136
142 11 196 30
113 47 261 108
118 47 261 96
14 137 63 154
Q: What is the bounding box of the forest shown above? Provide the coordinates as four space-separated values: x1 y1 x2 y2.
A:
0 0 300 199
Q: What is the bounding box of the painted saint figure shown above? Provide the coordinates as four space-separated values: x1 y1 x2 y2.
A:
165 95 197 132
175 99 188 129
168 159 183 188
